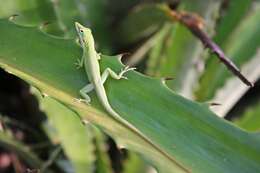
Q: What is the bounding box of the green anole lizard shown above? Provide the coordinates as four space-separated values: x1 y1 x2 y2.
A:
74 22 189 173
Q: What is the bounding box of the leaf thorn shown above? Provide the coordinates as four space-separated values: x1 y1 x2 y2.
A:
39 21 51 29
8 14 19 21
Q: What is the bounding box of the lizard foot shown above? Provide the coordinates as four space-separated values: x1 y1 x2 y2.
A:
119 66 136 79
74 58 83 69
73 98 91 105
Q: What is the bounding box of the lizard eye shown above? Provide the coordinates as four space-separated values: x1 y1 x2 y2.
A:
80 29 83 33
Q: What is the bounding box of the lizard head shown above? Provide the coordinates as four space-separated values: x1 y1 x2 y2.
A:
75 22 92 46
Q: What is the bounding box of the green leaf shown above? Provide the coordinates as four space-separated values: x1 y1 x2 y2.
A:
52 0 114 52
32 88 95 173
196 3 260 101
122 152 150 173
0 19 260 173
93 127 113 173
214 0 251 45
145 24 172 74
234 101 260 132
84 0 113 52
50 0 81 36
0 0 63 36
116 4 169 45
0 0 56 25
127 23 172 66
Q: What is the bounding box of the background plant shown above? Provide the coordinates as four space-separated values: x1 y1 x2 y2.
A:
0 0 259 173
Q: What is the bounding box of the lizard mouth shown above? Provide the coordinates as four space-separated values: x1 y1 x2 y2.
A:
75 22 85 45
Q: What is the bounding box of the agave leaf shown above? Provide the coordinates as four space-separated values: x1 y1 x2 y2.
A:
93 126 113 173
32 87 95 173
0 0 56 25
0 0 65 36
122 152 150 173
0 19 260 173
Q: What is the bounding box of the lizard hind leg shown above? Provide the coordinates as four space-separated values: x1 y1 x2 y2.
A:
79 83 94 104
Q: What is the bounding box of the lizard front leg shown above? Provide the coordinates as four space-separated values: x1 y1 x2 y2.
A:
101 66 136 83
78 65 134 103
78 65 132 103
75 55 84 69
